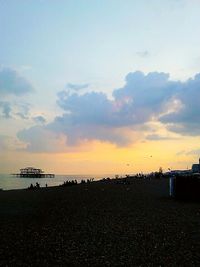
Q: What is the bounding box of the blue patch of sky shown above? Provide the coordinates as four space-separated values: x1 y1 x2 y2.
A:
0 0 200 102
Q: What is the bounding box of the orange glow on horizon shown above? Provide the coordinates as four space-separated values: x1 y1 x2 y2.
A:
2 136 199 175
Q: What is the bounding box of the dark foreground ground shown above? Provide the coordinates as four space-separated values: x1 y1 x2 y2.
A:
0 178 200 266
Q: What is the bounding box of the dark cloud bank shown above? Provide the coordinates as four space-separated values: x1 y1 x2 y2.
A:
18 71 200 152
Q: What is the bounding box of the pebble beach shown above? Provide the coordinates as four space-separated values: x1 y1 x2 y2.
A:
0 178 200 266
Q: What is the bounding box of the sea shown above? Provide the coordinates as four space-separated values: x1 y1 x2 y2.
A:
0 173 120 191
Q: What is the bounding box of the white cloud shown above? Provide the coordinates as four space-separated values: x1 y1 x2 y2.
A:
160 73 200 135
17 70 200 152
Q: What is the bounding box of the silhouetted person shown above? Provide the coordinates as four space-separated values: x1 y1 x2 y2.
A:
29 183 34 190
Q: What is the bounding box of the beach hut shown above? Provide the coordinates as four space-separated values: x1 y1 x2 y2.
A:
170 174 200 200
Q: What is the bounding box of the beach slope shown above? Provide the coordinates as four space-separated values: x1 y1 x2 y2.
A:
0 179 200 266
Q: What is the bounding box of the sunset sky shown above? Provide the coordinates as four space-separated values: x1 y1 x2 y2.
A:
1 0 200 174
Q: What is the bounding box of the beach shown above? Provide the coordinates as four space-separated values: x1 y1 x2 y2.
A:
0 178 200 266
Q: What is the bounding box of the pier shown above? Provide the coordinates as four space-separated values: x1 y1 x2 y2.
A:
12 167 55 178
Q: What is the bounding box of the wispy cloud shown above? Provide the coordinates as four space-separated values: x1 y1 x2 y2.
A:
136 50 150 58
176 150 186 156
0 68 33 120
33 115 46 125
146 134 177 141
0 134 25 151
0 68 33 96
67 83 89 91
0 101 12 118
186 149 200 156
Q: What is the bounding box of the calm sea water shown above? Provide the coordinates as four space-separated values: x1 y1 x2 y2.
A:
0 173 118 190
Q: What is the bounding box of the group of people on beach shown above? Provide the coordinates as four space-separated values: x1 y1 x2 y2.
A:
27 177 96 190
61 180 78 186
61 178 94 187
27 172 164 191
28 182 43 190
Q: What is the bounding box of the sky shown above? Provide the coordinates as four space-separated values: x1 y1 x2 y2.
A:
1 0 200 174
